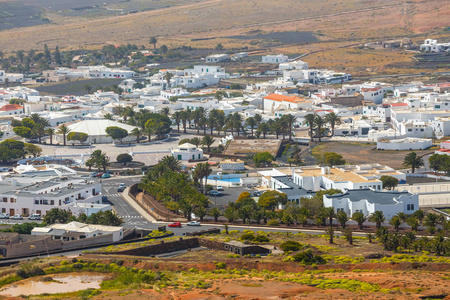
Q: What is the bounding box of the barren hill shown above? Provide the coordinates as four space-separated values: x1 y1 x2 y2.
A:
0 0 448 52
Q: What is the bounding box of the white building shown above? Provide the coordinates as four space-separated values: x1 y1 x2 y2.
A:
0 104 23 116
33 221 123 242
420 39 450 53
262 93 312 113
377 137 432 151
292 164 406 192
279 60 308 70
205 54 229 63
323 189 419 220
0 178 104 217
56 119 138 144
172 143 203 161
262 54 289 63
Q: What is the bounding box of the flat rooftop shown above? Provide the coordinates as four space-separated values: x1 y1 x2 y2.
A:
328 188 412 205
224 139 282 156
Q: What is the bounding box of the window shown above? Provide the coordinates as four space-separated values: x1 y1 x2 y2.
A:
407 204 415 211
2 197 6 202
35 200 39 204
51 200 54 205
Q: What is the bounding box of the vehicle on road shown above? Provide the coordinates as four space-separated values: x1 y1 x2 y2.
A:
29 214 41 220
209 190 222 196
117 186 125 192
90 172 98 177
216 185 224 191
0 213 10 219
11 214 23 220
101 173 111 178
187 221 201 226
102 196 108 202
119 183 126 187
168 222 182 228
252 191 261 197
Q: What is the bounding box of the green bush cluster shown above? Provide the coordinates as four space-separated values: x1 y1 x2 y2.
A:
291 249 326 265
280 241 303 252
370 254 450 264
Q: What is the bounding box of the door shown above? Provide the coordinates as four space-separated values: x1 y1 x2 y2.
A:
177 155 182 160
9 209 14 216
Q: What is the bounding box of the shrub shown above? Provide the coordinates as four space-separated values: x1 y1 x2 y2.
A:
292 249 326 265
267 219 280 226
254 235 270 243
280 241 302 252
214 262 227 269
241 232 256 241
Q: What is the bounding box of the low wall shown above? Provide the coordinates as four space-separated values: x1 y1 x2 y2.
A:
185 228 221 236
1 237 62 258
62 233 114 251
111 238 200 256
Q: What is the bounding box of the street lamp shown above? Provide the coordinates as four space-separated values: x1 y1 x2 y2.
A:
213 176 218 206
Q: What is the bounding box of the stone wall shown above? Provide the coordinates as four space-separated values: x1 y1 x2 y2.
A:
185 228 221 236
62 233 114 250
112 238 200 256
1 237 62 258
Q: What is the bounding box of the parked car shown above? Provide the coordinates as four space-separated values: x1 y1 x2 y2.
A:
119 183 126 187
102 196 108 203
168 222 182 228
209 190 222 196
216 185 224 191
117 186 125 192
101 173 111 178
0 213 10 219
29 214 41 220
11 214 23 220
95 173 104 178
90 172 98 177
187 221 201 226
252 191 261 197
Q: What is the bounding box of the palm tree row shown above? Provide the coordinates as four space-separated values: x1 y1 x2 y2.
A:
305 112 342 142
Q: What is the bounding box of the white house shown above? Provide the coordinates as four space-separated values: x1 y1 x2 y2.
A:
420 39 450 53
323 189 419 220
205 54 229 63
56 119 138 144
172 143 203 161
262 54 289 63
0 178 104 217
377 137 432 151
33 221 123 242
262 93 312 113
0 104 23 116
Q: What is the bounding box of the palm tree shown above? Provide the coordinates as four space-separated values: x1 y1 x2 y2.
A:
159 155 182 172
160 107 170 117
406 217 420 231
325 112 341 136
57 124 71 146
326 226 334 244
336 211 348 229
32 123 46 144
257 122 270 138
245 117 257 137
324 207 335 226
369 211 386 228
150 37 158 50
304 114 316 142
403 152 424 173
45 128 55 145
180 110 188 133
190 137 202 147
389 215 402 232
209 207 221 222
130 128 143 143
314 115 326 142
284 114 297 141
194 162 212 195
202 135 215 153
164 72 173 89
172 111 182 132
144 126 153 142
352 211 366 230
104 113 114 120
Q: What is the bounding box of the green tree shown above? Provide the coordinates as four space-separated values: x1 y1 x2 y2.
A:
257 122 270 138
215 43 224 50
67 132 89 144
57 124 71 146
44 208 74 224
336 210 348 228
352 211 366 230
0 139 26 162
24 143 42 157
54 46 62 65
105 126 129 143
389 215 402 232
258 190 287 211
314 115 326 142
304 114 316 142
323 152 346 166
316 189 342 200
245 117 257 137
117 153 133 166
201 135 215 153
429 153 445 175
150 37 158 50
406 217 420 231
45 128 55 145
103 113 114 120
209 207 221 222
324 112 341 136
13 126 32 139
380 175 399 190
159 44 168 55
403 151 424 174
369 211 386 228
130 128 143 143
253 151 275 167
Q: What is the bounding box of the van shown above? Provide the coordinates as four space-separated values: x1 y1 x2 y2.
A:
0 167 9 172
29 214 41 220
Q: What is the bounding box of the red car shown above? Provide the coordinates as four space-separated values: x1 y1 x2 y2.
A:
168 222 182 228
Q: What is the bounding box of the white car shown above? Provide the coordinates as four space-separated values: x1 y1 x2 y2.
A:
0 213 10 219
11 214 23 220
186 221 201 226
216 185 224 191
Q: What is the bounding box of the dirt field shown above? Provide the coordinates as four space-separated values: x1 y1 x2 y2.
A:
310 142 432 169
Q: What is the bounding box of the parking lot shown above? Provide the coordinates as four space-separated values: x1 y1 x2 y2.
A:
208 185 262 207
